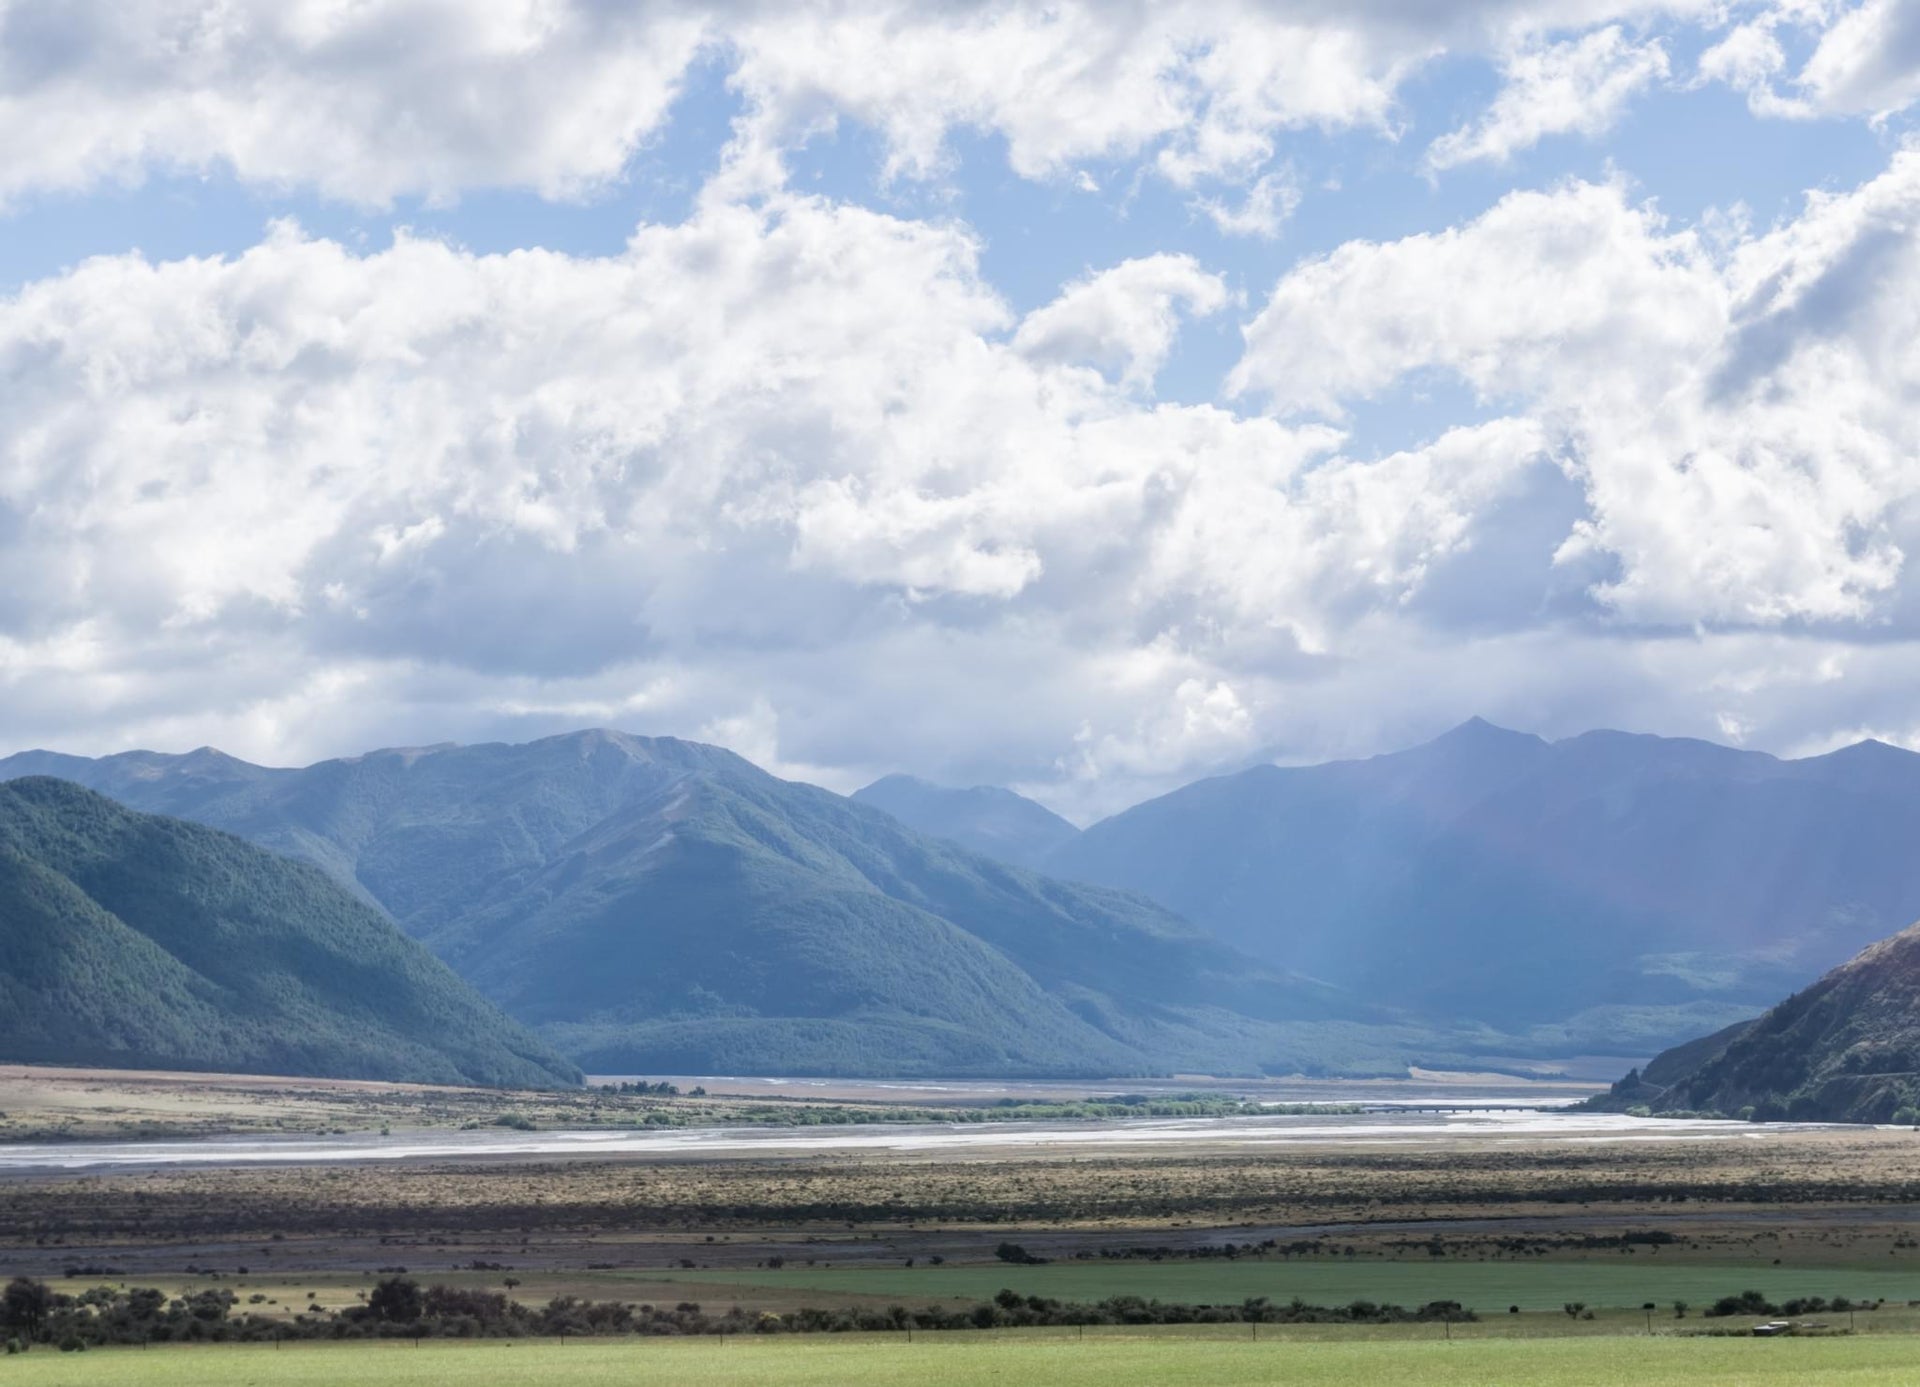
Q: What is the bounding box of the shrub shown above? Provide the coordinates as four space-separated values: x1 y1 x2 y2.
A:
1706 1291 1777 1318
367 1278 423 1324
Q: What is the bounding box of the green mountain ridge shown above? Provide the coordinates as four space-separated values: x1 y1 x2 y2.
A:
1591 922 1920 1123
0 777 580 1087
0 732 1452 1078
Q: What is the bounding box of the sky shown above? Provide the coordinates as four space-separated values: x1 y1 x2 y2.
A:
4 1 1920 819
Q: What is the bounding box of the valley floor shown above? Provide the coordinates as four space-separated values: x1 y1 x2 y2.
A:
6 1120 1920 1303
0 1064 1610 1145
8 1065 1920 1380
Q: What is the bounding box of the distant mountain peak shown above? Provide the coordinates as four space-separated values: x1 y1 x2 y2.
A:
864 773 1041 805
1050 708 1920 1055
118 744 267 783
852 772 1079 871
1819 736 1915 760
1428 716 1544 748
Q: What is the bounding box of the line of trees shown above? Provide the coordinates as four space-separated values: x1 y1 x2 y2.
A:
1702 1291 1871 1318
0 1275 1474 1350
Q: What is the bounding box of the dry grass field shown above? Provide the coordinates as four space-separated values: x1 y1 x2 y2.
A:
0 1065 944 1142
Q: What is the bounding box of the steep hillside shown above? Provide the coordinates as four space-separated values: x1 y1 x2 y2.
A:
0 778 579 1087
0 734 1411 1077
1591 923 1920 1123
852 775 1079 869
1046 720 1920 1049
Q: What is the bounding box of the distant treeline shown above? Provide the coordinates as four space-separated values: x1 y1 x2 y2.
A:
0 1276 1471 1351
1703 1291 1874 1318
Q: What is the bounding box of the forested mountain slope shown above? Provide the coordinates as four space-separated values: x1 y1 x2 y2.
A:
1592 923 1920 1123
0 777 579 1087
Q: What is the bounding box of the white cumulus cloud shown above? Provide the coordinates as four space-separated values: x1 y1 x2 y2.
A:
0 193 1546 800
0 0 1734 206
1427 26 1671 170
1012 254 1229 391
1233 158 1920 628
0 1 707 205
6 0 1920 807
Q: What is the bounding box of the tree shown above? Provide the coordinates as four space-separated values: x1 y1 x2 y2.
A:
368 1277 423 1323
1 1279 52 1339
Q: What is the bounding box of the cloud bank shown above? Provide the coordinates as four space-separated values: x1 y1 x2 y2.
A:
2 0 1920 815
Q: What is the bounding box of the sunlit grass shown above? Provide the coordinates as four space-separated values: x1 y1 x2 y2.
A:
5 1331 1920 1386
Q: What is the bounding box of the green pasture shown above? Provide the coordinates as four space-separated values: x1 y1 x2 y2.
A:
606 1257 1920 1313
5 1332 1920 1386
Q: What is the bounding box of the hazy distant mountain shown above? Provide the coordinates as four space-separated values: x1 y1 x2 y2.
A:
0 733 1421 1078
852 775 1079 870
1595 922 1920 1123
1044 719 1920 1050
0 777 578 1087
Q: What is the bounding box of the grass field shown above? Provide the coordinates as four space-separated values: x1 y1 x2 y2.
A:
125 1255 1920 1328
596 1256 1920 1311
3 1333 1918 1385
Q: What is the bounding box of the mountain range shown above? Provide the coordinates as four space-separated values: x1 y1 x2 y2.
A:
0 732 1426 1078
18 716 1920 1084
0 776 578 1087
1014 719 1920 1053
